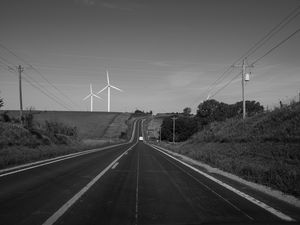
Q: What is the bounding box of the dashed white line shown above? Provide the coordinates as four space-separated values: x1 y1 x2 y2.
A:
42 141 138 225
0 120 138 178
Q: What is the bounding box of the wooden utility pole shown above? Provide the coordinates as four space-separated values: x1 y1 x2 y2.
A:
172 117 177 144
18 65 24 122
233 58 253 120
242 59 246 119
159 126 161 142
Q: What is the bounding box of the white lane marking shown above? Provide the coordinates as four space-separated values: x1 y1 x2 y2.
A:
159 151 253 220
42 141 139 225
0 120 138 178
135 147 140 225
111 162 119 169
149 144 295 222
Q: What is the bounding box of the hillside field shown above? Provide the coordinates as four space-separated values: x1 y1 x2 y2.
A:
5 110 122 139
0 110 133 169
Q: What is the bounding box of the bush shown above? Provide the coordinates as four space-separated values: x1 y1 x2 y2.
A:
44 121 78 140
23 111 34 130
0 111 11 122
161 116 198 142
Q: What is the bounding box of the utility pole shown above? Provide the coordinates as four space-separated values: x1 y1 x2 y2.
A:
159 126 161 142
172 116 177 144
18 65 24 122
233 58 253 120
242 59 246 120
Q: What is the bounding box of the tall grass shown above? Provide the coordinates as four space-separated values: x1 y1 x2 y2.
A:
156 102 300 197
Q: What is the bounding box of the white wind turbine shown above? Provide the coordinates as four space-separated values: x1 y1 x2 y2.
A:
83 84 102 112
97 70 122 112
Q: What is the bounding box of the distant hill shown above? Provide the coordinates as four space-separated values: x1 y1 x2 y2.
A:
5 110 122 139
0 110 133 169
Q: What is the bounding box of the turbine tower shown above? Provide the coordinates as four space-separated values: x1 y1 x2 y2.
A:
97 70 122 112
83 84 102 112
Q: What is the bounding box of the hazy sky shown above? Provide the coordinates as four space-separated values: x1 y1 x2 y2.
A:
0 0 299 113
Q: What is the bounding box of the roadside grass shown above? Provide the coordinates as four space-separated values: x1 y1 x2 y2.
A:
102 113 132 141
0 111 135 170
0 141 111 170
153 102 300 197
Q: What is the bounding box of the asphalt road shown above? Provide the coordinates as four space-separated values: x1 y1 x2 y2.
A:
0 119 299 225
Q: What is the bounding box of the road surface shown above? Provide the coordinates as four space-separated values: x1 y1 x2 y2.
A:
0 119 299 225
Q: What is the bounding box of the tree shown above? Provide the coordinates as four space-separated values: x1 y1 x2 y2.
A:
196 99 264 126
233 100 264 116
0 97 3 109
196 99 221 125
161 116 198 142
183 107 191 116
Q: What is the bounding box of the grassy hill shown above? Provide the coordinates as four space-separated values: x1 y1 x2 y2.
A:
0 110 133 169
153 102 300 197
5 110 120 139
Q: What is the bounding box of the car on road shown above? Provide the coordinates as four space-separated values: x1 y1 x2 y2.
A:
139 136 144 141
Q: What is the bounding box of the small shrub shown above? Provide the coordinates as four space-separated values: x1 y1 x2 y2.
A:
23 111 34 130
1 111 11 122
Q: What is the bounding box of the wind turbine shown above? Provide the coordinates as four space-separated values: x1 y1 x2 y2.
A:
97 70 122 112
83 84 102 112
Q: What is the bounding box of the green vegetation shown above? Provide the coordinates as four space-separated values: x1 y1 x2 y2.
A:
0 97 3 109
151 101 300 197
159 99 264 142
0 109 134 169
6 110 121 139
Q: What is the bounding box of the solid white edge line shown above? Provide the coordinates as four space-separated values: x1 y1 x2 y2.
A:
42 141 138 225
149 143 295 222
111 162 119 169
0 120 138 178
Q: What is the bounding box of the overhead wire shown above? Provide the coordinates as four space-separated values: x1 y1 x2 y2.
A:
22 71 73 111
201 4 300 100
251 27 300 66
208 27 299 99
209 72 242 99
0 43 81 110
0 55 74 110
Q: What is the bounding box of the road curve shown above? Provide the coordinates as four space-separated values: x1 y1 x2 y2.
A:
0 119 299 225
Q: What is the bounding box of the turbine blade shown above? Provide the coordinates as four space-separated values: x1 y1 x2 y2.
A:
106 70 110 85
97 85 108 94
90 83 92 93
83 94 92 100
110 85 122 92
92 94 102 99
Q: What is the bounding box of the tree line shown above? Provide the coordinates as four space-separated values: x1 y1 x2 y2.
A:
161 99 264 142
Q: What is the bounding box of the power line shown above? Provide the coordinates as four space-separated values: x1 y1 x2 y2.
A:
242 7 300 61
1 63 74 110
22 73 73 111
27 65 83 110
0 43 81 110
22 71 74 110
251 27 300 65
208 27 299 100
202 5 300 100
209 72 242 99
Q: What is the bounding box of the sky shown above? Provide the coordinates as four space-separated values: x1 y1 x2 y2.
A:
0 0 299 113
